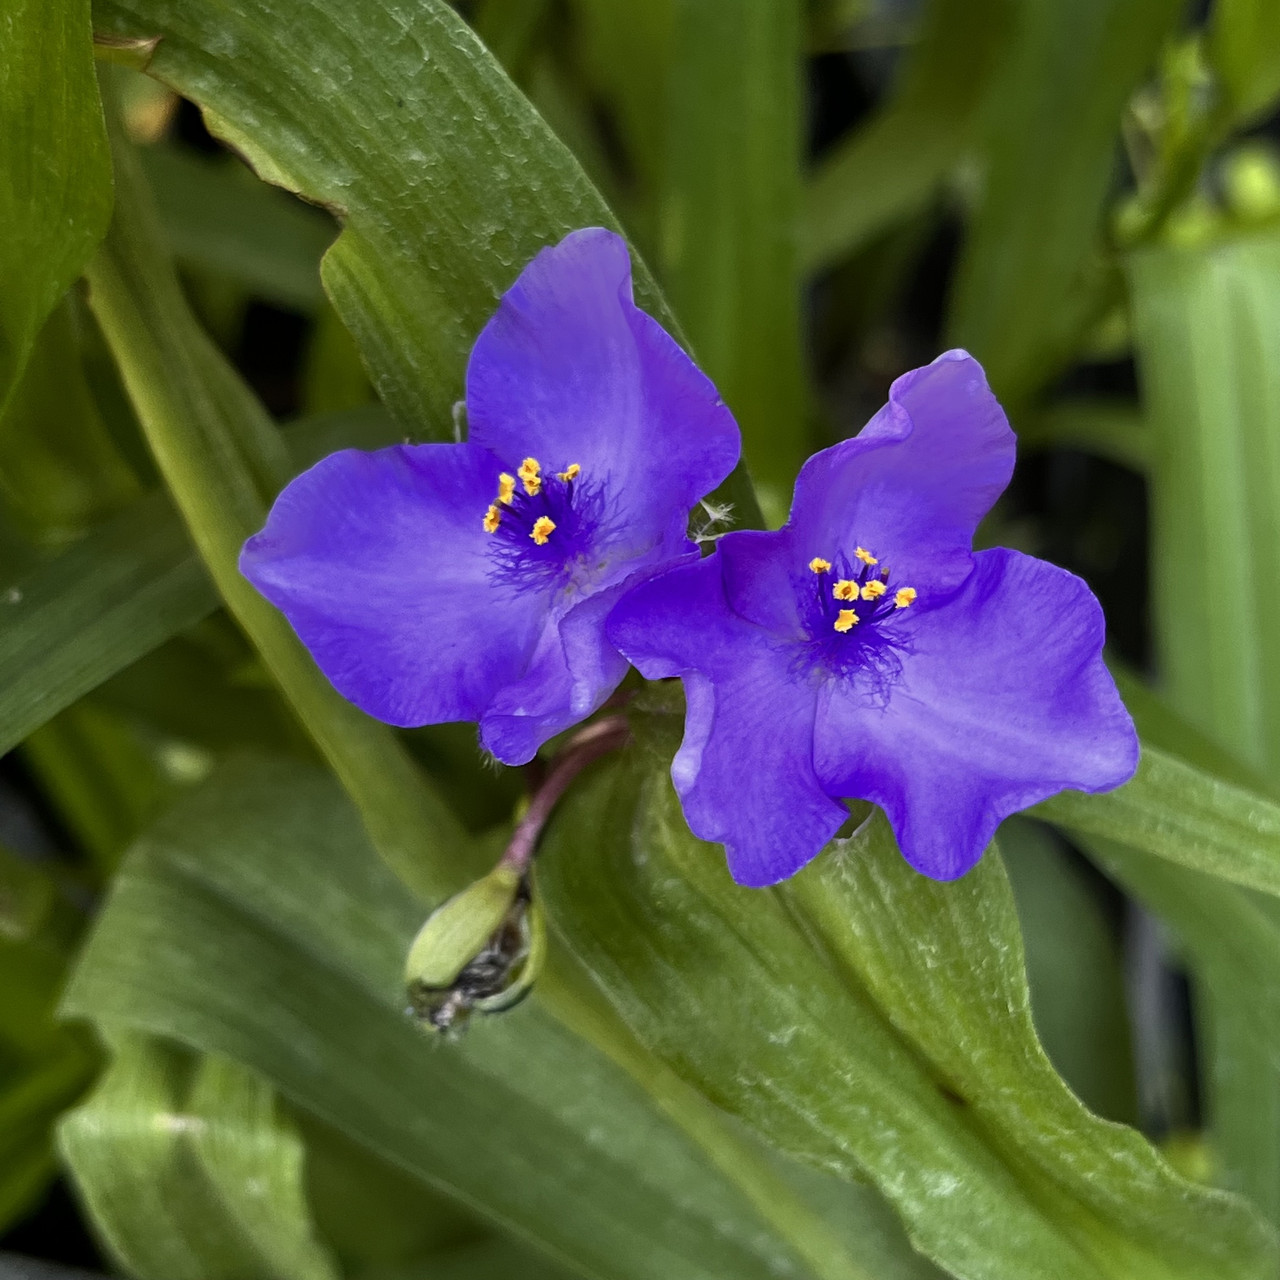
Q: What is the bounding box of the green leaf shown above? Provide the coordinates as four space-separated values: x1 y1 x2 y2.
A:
539 726 1278 1280
60 756 870 1280
0 0 112 412
92 0 760 523
1084 674 1280 1221
947 0 1183 403
1209 0 1280 127
1018 400 1150 473
60 1034 338 1280
1035 743 1280 902
142 144 333 312
1128 233 1280 776
0 846 98 1233
999 817 1136 1123
801 0 1014 274
0 407 397 763
92 0 660 438
661 0 807 492
0 296 140 544
1088 833 1280 1224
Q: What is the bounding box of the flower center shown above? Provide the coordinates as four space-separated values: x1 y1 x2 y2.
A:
482 456 604 589
805 547 916 636
797 546 916 698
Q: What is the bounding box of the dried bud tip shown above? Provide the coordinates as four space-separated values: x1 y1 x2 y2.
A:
403 866 545 1033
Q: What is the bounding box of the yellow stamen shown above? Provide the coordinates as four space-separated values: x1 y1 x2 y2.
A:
862 579 887 600
833 609 858 633
557 462 581 481
808 557 832 574
531 516 556 545
854 546 878 566
894 587 917 609
497 473 516 505
832 579 858 601
483 505 502 533
518 457 542 495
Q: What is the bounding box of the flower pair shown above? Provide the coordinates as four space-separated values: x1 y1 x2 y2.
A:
242 229 1137 886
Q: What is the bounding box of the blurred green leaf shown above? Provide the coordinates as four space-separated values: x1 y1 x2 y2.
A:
0 495 212 762
22 703 172 876
1097 675 1280 1220
541 727 1277 1280
1090 833 1280 1225
60 1034 338 1280
0 408 396 764
563 0 672 204
0 846 97 1234
1037 743 1280 902
802 0 1013 274
142 144 333 312
0 297 140 545
1000 817 1136 1123
1128 234 1280 776
948 0 1182 403
61 756 858 1280
1209 0 1280 127
661 0 806 492
0 0 112 412
1018 400 1150 473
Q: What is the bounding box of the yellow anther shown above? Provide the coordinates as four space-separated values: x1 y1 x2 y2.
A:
483 505 501 533
557 462 581 482
894 587 917 609
497 473 516 505
862 580 887 600
518 457 542 496
531 516 556 545
832 579 858 601
808 557 832 574
833 609 859 633
854 546 878 566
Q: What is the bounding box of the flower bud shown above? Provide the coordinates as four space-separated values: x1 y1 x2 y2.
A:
403 865 545 1032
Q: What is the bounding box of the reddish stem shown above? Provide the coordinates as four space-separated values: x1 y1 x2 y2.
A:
498 716 630 874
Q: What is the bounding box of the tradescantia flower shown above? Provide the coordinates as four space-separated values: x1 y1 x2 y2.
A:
240 228 739 764
607 351 1138 886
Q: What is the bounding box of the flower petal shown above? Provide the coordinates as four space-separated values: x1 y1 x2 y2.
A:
609 555 847 886
727 351 1013 629
241 443 543 727
812 548 1138 879
466 228 741 546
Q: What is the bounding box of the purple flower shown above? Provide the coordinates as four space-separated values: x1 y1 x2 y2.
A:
241 228 739 764
607 351 1138 885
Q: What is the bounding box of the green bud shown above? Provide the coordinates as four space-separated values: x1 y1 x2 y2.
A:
404 865 545 1032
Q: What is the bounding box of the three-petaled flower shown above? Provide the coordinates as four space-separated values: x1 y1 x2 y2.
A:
241 228 740 764
607 352 1139 885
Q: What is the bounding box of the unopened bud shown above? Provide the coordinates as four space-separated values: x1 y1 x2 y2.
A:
404 866 545 1032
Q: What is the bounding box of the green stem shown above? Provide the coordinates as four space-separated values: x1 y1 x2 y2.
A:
85 87 467 903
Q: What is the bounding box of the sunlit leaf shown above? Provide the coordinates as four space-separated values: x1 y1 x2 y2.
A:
1128 232 1280 777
